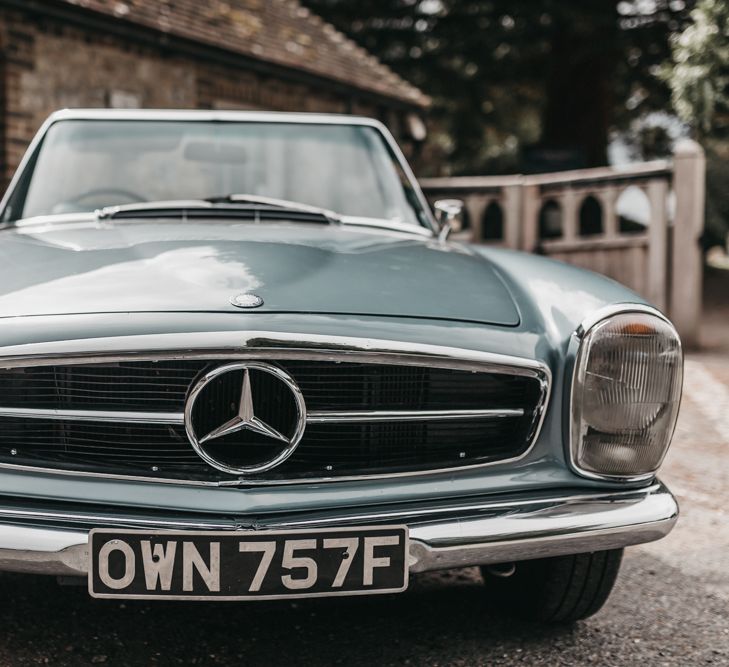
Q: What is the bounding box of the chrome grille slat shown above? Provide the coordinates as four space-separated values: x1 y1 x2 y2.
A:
0 407 184 424
0 406 524 425
306 408 524 423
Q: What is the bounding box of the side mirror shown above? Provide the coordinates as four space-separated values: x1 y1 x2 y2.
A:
434 199 465 241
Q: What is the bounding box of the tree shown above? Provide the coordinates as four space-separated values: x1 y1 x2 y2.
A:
662 0 729 248
663 0 729 138
303 0 694 175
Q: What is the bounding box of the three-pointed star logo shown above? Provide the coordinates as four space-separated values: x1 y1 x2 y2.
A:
199 368 290 445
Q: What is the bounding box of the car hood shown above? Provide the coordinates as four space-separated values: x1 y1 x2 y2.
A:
0 220 520 326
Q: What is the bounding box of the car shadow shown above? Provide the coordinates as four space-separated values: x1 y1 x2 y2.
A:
0 566 577 665
3 551 726 666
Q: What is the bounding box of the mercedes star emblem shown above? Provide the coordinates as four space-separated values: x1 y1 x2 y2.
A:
230 293 264 309
184 362 307 475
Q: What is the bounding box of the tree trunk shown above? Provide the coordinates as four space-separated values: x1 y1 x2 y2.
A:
541 3 618 167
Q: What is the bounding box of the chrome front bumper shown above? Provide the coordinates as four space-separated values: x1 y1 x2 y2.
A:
0 482 677 578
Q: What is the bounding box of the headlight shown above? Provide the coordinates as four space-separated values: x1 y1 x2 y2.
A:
571 308 683 480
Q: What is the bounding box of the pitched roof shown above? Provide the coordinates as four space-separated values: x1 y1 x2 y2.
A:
56 0 430 108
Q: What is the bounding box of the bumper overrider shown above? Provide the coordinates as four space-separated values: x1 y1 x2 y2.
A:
0 482 677 578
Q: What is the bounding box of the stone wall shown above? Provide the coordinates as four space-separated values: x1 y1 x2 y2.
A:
0 7 389 186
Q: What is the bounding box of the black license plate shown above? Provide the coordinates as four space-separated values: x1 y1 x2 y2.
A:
88 526 408 600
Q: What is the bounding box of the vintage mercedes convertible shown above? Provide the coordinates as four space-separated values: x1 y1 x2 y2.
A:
0 110 681 622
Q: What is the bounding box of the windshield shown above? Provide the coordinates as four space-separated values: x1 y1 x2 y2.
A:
13 119 428 227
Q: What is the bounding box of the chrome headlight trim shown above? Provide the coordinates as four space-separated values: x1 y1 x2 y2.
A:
575 303 675 340
569 303 683 483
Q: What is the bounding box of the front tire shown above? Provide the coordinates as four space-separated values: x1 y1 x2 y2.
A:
480 549 623 624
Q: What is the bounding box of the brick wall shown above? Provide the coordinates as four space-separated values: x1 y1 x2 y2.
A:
0 7 390 187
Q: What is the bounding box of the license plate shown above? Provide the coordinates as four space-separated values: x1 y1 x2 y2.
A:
88 526 408 600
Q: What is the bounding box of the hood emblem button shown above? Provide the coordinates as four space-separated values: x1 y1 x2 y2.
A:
230 293 264 309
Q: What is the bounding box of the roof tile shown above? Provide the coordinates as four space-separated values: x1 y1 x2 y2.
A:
56 0 429 107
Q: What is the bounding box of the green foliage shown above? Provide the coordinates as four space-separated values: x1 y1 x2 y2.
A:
662 0 729 137
663 0 729 248
303 0 693 175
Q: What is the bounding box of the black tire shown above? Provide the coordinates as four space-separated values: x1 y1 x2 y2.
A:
480 549 623 624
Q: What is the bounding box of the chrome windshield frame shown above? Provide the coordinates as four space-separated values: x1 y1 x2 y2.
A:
0 109 438 235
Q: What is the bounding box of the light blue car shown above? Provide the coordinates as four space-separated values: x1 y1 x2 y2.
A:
0 110 682 622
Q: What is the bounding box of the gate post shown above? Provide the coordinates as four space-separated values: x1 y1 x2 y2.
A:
502 181 523 249
671 139 706 348
521 182 541 253
647 179 669 311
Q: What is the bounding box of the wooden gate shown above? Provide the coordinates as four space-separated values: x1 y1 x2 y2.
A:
420 140 706 347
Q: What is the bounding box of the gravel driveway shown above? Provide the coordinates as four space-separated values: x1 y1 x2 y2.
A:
0 352 726 666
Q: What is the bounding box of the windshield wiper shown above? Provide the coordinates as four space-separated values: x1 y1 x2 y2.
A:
204 194 342 223
96 196 341 224
205 195 432 237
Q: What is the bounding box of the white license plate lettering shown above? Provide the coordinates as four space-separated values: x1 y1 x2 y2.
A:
89 527 408 600
140 540 177 591
239 541 276 592
363 535 400 586
97 539 136 590
281 539 318 590
182 541 220 592
323 537 359 588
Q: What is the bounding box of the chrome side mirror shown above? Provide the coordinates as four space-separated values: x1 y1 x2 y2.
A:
434 199 464 241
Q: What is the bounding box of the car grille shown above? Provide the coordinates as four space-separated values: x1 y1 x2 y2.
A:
0 357 548 483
